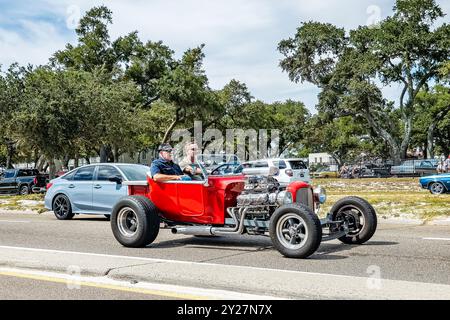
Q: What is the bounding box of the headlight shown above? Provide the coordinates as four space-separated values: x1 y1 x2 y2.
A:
284 191 293 204
275 191 293 205
313 186 327 204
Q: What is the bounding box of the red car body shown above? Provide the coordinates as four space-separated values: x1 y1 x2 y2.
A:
126 174 314 225
111 159 377 259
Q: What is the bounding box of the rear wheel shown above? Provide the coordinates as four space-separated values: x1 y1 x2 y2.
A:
330 196 377 244
429 182 445 195
111 196 160 247
19 185 30 195
53 194 75 220
270 203 322 258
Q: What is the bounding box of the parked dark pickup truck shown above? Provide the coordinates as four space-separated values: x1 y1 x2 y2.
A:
0 169 48 195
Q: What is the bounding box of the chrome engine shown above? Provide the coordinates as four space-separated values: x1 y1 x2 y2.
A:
236 173 291 207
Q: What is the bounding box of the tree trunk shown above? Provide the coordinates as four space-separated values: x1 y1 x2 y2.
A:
163 118 179 144
162 107 184 143
363 111 403 165
427 105 450 159
63 155 70 169
48 159 56 179
35 155 46 171
400 116 412 161
5 141 15 169
426 122 436 159
32 150 40 169
112 146 120 163
100 145 108 163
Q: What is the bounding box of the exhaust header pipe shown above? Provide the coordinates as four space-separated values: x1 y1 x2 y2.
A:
171 226 213 236
171 207 248 236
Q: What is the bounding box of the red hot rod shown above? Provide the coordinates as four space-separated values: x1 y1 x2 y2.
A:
110 155 377 258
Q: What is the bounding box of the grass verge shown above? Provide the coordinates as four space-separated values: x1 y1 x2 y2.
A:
0 194 46 213
314 178 449 220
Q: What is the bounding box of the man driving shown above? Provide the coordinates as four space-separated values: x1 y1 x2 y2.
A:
150 143 192 182
179 142 204 180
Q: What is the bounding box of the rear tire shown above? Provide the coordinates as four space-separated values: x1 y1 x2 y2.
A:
53 194 75 220
111 196 160 247
330 196 377 244
19 185 30 195
270 203 322 258
429 182 445 195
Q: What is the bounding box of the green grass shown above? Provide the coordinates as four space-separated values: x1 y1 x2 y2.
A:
0 194 46 213
314 178 449 220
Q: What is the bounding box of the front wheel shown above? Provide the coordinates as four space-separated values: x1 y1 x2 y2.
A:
269 203 322 258
111 196 160 247
330 196 377 244
429 182 445 195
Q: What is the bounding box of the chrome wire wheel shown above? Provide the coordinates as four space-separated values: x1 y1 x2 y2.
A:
54 196 69 217
430 182 445 195
276 213 308 250
335 205 365 236
117 207 139 237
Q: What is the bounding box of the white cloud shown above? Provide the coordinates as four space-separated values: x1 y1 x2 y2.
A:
0 19 68 68
1 0 449 113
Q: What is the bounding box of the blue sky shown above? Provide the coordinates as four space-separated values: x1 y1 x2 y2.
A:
0 0 449 112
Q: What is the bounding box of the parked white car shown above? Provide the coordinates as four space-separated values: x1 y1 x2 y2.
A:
242 158 310 185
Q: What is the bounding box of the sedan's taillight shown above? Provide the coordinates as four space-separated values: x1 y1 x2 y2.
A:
33 177 37 184
46 183 53 190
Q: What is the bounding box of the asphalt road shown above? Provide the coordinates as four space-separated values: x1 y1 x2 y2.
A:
0 211 450 299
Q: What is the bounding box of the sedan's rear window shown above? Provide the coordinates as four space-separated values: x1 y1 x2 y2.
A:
117 165 150 181
73 166 95 181
288 160 307 170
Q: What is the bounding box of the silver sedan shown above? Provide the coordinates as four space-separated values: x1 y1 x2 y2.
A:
44 163 150 220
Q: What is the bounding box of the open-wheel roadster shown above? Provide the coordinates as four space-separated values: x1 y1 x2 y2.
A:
110 155 377 258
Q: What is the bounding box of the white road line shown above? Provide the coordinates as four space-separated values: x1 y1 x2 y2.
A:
422 237 450 241
0 244 364 280
0 220 30 223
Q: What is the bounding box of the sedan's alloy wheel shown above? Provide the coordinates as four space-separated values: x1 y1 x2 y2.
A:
54 196 69 217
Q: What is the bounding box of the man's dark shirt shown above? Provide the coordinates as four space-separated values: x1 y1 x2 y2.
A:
150 158 183 177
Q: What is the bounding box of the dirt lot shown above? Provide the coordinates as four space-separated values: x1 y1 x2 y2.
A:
314 177 449 220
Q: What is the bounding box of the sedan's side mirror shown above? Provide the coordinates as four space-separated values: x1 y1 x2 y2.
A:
108 176 122 184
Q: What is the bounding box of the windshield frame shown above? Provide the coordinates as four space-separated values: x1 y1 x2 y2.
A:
195 154 242 178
